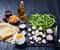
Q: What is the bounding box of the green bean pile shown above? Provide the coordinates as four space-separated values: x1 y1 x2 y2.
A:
28 13 56 30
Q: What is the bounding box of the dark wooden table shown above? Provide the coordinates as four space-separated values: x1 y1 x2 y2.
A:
0 0 60 50
0 41 57 50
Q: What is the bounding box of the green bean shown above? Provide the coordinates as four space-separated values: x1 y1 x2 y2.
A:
28 13 56 30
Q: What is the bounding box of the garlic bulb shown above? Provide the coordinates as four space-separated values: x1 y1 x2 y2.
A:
32 26 36 30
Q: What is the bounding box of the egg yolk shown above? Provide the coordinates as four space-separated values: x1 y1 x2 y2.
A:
16 34 24 39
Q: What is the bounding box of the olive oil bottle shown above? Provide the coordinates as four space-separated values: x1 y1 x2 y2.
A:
18 1 28 22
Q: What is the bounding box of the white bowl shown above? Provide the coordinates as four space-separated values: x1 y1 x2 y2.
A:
13 34 25 45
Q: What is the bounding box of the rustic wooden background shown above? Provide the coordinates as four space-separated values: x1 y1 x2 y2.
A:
0 0 60 50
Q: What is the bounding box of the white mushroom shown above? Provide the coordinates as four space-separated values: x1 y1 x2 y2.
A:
39 32 43 36
32 26 36 30
35 33 40 36
37 37 42 41
32 31 35 35
38 42 41 44
42 34 46 38
35 30 39 33
33 35 37 40
28 33 31 36
29 37 33 40
58 39 60 42
42 39 46 43
35 40 39 42
28 28 32 32
30 41 34 44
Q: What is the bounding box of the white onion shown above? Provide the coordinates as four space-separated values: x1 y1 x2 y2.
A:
46 29 53 34
46 35 53 41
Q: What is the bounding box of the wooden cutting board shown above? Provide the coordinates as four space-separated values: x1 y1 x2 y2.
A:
0 23 19 43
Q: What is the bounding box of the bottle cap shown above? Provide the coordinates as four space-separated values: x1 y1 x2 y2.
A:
20 1 24 7
20 1 24 4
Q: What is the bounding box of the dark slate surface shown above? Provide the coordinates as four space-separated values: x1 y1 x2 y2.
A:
0 0 60 50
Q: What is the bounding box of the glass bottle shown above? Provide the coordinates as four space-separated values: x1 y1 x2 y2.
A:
18 1 28 22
